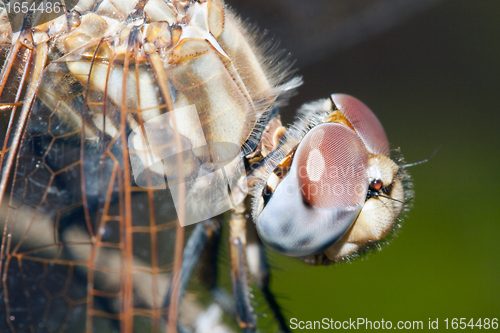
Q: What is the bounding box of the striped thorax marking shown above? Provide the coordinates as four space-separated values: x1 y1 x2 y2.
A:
30 0 301 183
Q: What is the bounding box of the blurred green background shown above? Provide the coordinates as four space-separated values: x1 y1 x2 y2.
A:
229 0 500 330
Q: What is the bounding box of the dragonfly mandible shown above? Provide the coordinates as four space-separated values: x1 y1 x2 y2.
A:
0 0 413 332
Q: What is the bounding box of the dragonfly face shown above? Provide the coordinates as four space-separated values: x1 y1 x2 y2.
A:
0 0 412 332
254 94 407 259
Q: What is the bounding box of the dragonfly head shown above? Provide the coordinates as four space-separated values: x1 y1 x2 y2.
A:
254 94 409 261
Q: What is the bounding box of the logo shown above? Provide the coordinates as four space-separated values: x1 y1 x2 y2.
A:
3 0 79 33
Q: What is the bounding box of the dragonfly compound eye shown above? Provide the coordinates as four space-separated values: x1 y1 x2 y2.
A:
296 123 369 208
330 94 389 156
255 94 407 260
256 123 372 257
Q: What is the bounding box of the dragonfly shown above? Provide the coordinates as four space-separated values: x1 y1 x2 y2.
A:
0 0 420 332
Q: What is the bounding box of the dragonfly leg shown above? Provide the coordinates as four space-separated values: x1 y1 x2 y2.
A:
163 219 218 310
163 217 241 332
246 221 291 333
163 219 218 333
196 218 239 321
229 201 257 332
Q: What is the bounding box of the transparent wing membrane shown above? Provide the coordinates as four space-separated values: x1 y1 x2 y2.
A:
0 31 34 205
1 36 185 331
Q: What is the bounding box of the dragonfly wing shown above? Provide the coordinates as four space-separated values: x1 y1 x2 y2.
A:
0 31 187 330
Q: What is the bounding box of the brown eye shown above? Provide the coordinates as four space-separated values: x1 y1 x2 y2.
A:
370 179 382 191
331 94 390 156
295 123 369 208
